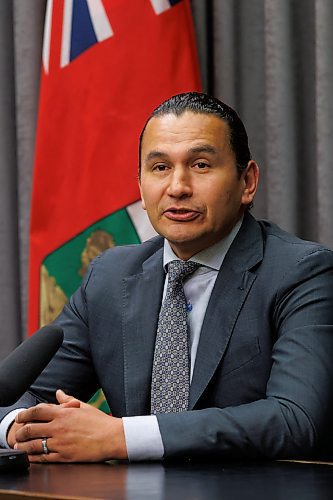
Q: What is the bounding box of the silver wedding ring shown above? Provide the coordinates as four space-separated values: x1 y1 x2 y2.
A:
41 437 49 454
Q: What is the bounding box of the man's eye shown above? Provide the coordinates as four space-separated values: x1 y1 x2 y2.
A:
153 164 167 172
194 162 209 169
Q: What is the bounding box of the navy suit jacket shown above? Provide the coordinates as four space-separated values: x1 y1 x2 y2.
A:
2 213 333 459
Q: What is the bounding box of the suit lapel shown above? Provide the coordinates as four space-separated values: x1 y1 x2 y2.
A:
122 248 164 416
189 214 264 409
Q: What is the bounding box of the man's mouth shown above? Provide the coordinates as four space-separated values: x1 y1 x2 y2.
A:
162 208 201 221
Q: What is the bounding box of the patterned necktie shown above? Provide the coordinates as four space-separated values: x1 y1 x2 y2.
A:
151 260 199 414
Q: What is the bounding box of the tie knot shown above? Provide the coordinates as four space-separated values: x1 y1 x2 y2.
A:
167 260 199 282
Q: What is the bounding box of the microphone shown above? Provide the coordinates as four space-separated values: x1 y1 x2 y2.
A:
0 324 64 473
0 324 64 407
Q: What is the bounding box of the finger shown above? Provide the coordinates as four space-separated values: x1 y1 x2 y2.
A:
15 422 51 443
56 389 81 408
18 436 69 463
15 436 53 456
15 404 57 424
56 389 78 404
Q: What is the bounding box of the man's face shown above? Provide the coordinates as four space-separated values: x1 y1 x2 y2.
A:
139 111 258 260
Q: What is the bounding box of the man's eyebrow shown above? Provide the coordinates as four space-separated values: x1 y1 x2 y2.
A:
144 145 219 163
188 145 219 156
144 150 168 162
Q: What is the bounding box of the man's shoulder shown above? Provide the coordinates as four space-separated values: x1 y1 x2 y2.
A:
254 218 333 274
235 216 333 302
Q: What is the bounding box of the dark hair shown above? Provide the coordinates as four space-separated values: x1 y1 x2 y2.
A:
138 92 252 177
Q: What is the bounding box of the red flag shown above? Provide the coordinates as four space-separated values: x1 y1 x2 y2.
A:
29 0 201 334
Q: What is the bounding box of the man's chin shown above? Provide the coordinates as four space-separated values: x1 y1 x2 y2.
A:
162 231 212 259
162 231 204 247
157 221 205 242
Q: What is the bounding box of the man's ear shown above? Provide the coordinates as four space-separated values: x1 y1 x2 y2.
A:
241 160 259 206
138 178 147 210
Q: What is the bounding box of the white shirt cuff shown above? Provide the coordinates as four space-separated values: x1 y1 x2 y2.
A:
0 409 25 448
122 415 164 461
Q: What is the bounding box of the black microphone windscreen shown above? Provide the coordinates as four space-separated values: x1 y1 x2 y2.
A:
0 324 64 406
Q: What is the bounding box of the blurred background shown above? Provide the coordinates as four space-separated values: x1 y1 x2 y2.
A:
1 0 333 355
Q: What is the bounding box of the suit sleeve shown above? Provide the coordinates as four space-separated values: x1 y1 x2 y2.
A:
157 248 333 460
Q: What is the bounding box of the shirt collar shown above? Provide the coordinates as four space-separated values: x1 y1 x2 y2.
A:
163 217 243 272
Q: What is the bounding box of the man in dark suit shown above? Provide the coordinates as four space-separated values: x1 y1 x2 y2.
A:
2 92 333 462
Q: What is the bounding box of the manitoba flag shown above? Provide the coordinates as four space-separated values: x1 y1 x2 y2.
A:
29 0 201 335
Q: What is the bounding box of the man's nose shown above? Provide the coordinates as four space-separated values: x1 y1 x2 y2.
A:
166 167 192 198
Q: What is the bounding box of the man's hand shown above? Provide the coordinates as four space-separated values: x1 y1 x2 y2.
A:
7 421 24 449
13 389 128 463
6 393 80 448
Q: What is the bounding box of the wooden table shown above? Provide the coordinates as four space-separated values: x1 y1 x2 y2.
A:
0 460 332 499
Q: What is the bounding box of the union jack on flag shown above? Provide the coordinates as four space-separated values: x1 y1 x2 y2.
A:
43 0 184 73
43 0 113 72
